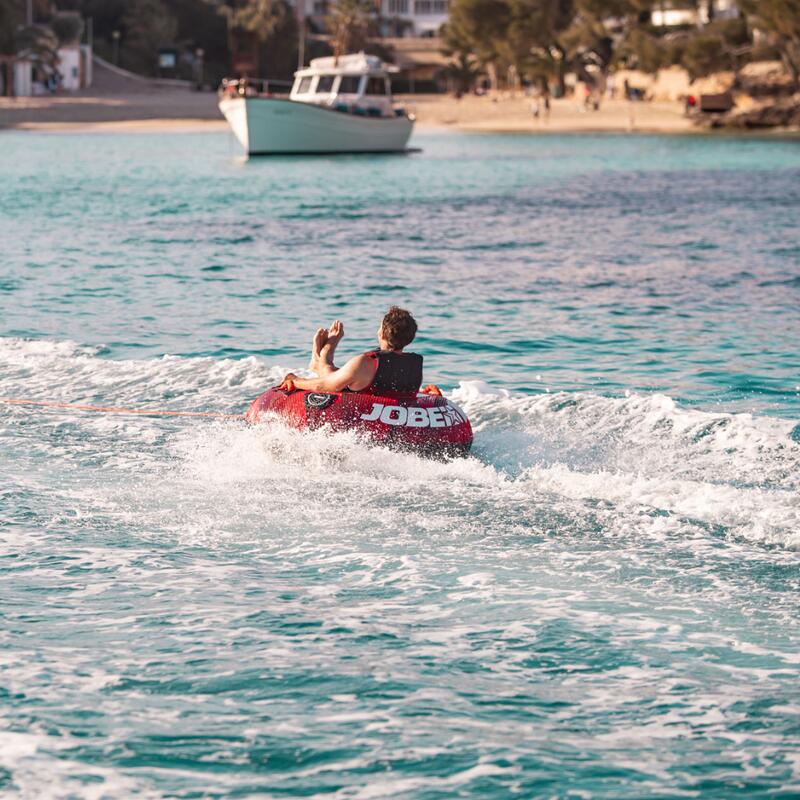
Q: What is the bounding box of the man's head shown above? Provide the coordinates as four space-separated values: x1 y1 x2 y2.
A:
378 306 417 351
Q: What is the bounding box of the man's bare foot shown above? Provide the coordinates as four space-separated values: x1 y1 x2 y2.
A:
320 320 344 364
328 320 344 347
309 327 328 372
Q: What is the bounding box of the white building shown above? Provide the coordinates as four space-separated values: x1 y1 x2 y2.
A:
58 46 81 90
651 0 739 27
13 59 33 96
56 44 93 91
301 0 449 38
379 0 449 37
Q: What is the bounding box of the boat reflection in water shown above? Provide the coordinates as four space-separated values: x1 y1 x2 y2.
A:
218 53 415 156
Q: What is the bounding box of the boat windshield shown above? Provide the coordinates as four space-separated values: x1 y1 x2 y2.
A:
365 76 388 95
316 75 335 93
296 76 312 94
338 75 361 94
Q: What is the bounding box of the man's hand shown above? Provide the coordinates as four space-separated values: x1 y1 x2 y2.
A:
275 352 373 394
279 373 297 391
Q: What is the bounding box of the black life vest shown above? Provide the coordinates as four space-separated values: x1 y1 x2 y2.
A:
362 349 423 395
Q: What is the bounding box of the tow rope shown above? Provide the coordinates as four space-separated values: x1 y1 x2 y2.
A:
0 397 243 420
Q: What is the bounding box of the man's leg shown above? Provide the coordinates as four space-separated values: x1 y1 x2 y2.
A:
309 320 344 375
309 327 328 374
317 320 344 376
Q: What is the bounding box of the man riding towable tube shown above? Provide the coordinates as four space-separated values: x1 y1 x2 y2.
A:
281 306 423 396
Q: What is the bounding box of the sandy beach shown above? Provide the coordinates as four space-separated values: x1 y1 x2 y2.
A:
406 93 694 134
0 60 695 136
0 90 695 135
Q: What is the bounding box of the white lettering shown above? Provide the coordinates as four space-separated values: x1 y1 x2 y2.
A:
428 407 446 428
448 403 467 425
406 407 430 428
380 405 408 426
360 403 383 422
439 405 463 427
359 402 466 429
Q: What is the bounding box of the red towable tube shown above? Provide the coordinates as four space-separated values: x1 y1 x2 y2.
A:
246 386 473 458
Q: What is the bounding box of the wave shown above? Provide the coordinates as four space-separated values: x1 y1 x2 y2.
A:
452 381 799 548
2 337 798 550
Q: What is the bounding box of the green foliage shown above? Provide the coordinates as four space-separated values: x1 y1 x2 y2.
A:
170 0 230 82
740 0 800 85
681 32 729 78
51 11 85 45
326 0 374 59
708 16 750 48
75 0 126 42
3 0 795 90
440 0 800 91
673 15 753 79
617 27 666 73
13 23 60 70
442 50 481 93
259 4 298 77
204 0 298 79
0 0 24 55
446 0 576 89
213 0 291 42
506 0 573 83
445 0 652 89
0 0 51 54
663 34 687 69
0 0 71 54
122 0 178 74
448 0 511 68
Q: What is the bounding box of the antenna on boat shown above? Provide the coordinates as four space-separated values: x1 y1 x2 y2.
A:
297 0 306 69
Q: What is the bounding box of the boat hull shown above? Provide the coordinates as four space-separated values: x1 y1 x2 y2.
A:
246 387 473 458
219 96 414 155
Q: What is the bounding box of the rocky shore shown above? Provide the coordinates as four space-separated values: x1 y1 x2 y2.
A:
694 61 800 132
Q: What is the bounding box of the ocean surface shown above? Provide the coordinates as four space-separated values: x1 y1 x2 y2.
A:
1 129 799 799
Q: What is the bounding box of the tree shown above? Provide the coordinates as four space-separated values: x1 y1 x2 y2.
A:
259 4 298 76
11 23 60 75
446 0 513 90
0 0 51 54
122 0 178 74
212 0 292 42
51 11 85 45
170 0 231 83
741 0 800 87
326 0 374 61
0 0 24 56
444 0 661 94
440 21 481 92
506 0 575 94
680 31 728 78
206 0 297 77
563 0 656 86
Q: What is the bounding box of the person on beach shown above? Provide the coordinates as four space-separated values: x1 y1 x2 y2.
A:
280 306 423 395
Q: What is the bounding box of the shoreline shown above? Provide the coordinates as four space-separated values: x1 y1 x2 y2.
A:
2 92 798 137
6 118 230 133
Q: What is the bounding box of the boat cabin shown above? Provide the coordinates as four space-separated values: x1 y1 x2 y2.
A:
289 53 397 117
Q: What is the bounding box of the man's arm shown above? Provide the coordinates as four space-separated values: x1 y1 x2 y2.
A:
283 353 373 393
314 347 337 378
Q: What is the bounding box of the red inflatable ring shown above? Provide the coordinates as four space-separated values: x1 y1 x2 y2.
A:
246 386 473 458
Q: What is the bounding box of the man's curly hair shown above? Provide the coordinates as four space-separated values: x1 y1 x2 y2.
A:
381 306 417 350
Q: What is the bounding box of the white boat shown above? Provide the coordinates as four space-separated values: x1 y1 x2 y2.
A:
218 53 415 156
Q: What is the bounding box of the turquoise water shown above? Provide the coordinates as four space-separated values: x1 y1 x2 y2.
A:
1 130 799 798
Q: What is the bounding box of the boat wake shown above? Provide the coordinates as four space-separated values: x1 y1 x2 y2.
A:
3 336 800 799
2 336 797 550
